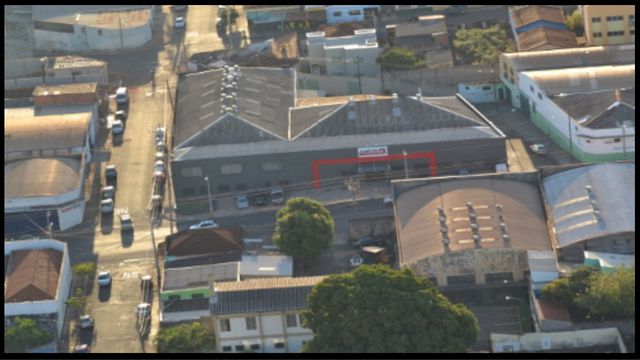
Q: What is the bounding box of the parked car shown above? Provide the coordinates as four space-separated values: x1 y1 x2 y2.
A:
112 119 124 135
105 165 117 181
155 127 166 142
97 271 112 286
100 198 114 213
174 16 186 29
151 194 163 209
529 143 548 155
351 235 386 248
115 86 128 104
252 193 269 207
120 213 133 231
156 141 166 153
153 170 165 181
189 219 219 230
101 185 115 200
154 160 165 173
383 194 393 206
236 194 250 209
78 315 94 329
270 187 285 204
155 152 164 162
115 109 127 121
74 344 91 353
140 275 152 291
136 303 151 317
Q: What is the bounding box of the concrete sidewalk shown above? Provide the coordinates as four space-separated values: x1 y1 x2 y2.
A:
178 179 393 222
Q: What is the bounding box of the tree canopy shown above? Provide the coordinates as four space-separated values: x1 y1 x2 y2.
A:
377 47 427 71
5 317 53 353
565 9 584 36
301 265 478 353
155 322 215 353
542 266 635 320
453 25 514 65
272 197 334 264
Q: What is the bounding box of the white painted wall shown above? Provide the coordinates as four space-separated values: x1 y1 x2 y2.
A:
306 30 380 77
518 73 635 156
34 21 151 52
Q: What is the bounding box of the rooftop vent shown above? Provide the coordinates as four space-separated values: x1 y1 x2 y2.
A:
440 226 448 233
496 204 503 211
470 223 479 231
439 215 446 223
585 185 592 193
437 206 444 213
502 234 511 247
369 95 376 104
466 202 474 209
472 234 481 248
416 88 422 101
593 210 602 220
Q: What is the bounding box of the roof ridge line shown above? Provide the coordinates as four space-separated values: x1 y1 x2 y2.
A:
291 102 348 140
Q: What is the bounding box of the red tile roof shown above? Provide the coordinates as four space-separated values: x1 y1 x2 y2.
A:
165 227 243 257
511 5 566 29
518 27 578 51
5 249 63 303
537 298 572 322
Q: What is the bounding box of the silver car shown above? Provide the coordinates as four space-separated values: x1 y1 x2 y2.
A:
100 198 114 213
236 194 250 209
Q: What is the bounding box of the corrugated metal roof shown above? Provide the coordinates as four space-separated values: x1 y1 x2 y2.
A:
33 5 151 28
165 227 243 257
5 157 83 198
518 27 577 51
584 251 635 270
211 276 327 315
542 163 635 249
527 250 559 273
395 177 553 266
5 113 90 153
502 44 635 72
510 5 566 29
5 249 63 302
163 262 239 291
240 254 293 277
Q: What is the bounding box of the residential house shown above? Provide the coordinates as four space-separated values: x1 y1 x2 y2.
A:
582 5 635 46
324 5 379 25
509 5 577 52
43 56 109 86
306 28 380 77
4 239 72 342
210 276 327 353
164 227 244 268
392 171 554 287
245 5 301 42
229 31 301 68
386 15 453 68
517 64 634 162
541 162 635 261
160 262 240 323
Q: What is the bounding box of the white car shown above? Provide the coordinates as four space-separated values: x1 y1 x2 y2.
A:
100 198 114 213
120 213 134 231
136 303 151 317
154 160 165 173
97 271 112 286
155 152 165 162
115 87 128 104
112 119 124 134
174 16 186 29
383 194 393 206
270 187 285 204
236 194 250 209
529 143 548 155
189 220 219 230
78 315 94 329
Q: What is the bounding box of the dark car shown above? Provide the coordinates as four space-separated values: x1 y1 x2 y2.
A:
115 109 127 121
252 193 269 206
351 235 387 248
105 165 117 181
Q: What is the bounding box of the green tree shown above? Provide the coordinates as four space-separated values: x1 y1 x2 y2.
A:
301 265 478 353
577 268 635 320
377 47 427 71
5 317 53 353
218 7 239 30
565 9 584 36
541 266 597 309
453 25 514 65
155 322 215 353
272 197 334 266
73 261 96 291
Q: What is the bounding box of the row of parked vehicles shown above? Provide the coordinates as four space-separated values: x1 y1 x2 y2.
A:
235 187 285 209
111 87 129 135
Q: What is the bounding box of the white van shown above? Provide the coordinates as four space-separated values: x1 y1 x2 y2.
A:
115 87 128 104
271 187 285 204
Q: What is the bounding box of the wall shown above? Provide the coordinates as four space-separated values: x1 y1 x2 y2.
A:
559 233 635 262
297 72 382 96
383 64 500 96
325 5 378 24
173 137 506 202
458 82 507 103
408 248 529 286
491 327 626 353
583 5 635 45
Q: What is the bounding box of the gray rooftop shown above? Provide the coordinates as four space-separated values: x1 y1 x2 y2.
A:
502 44 635 72
210 276 327 315
527 250 559 274
162 262 240 292
542 163 635 249
174 67 295 148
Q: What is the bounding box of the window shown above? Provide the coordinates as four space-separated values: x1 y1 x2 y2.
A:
98 29 103 35
220 164 242 175
168 295 180 301
614 138 621 143
631 30 635 35
218 184 230 193
181 167 203 177
630 15 635 27
332 11 342 17
250 344 260 351
72 70 81 76
191 293 204 299
182 187 195 196
593 32 602 38
220 319 231 332
261 161 283 172
485 272 514 284
222 346 232 352
537 92 543 100
606 15 623 22
348 10 362 16
607 30 624 36
465 86 470 90
591 17 601 23
530 85 535 93
482 86 491 91
285 314 298 328
235 344 245 352
274 341 285 349
245 317 257 330
446 274 475 286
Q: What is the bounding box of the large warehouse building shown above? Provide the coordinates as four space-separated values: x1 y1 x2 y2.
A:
171 67 507 207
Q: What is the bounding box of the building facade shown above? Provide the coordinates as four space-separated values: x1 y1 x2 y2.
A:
582 5 635 46
306 29 380 77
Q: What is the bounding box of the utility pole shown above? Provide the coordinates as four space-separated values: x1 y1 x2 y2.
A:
345 177 361 206
402 150 409 179
622 124 627 160
204 175 214 219
355 56 363 94
568 115 573 163
148 218 162 303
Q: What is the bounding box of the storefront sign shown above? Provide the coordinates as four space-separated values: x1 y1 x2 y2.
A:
357 146 388 158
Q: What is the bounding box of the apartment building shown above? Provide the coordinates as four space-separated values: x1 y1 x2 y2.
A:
582 5 635 45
